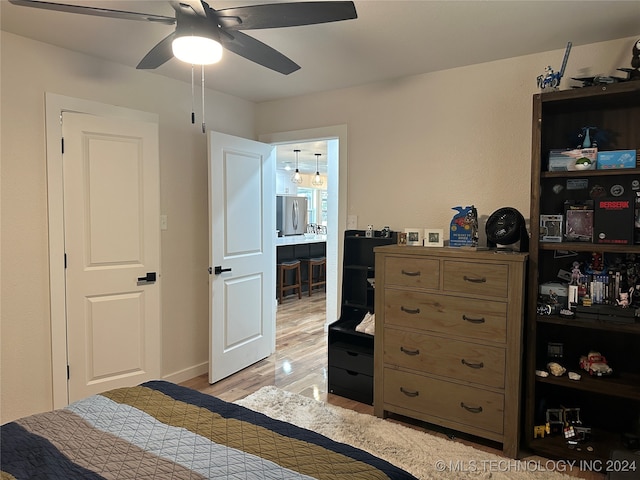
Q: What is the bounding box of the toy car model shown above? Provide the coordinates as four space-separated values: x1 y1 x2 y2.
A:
579 351 613 376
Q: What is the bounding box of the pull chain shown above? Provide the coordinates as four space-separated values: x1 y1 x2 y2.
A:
201 64 206 134
191 64 195 124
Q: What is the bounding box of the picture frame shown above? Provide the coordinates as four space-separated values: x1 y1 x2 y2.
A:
398 232 407 245
404 228 423 246
424 228 444 247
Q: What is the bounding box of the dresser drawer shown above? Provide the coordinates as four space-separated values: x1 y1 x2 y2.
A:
443 260 509 298
328 342 373 376
383 327 505 388
383 289 507 342
383 368 504 435
384 256 440 289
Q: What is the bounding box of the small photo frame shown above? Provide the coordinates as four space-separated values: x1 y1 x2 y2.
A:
398 232 408 245
404 228 423 246
424 228 444 247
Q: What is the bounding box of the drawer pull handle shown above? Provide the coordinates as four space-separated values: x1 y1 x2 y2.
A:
461 359 484 369
400 387 419 397
400 346 420 356
400 306 420 314
460 402 483 414
346 370 358 376
462 315 485 324
346 351 358 357
401 269 421 276
463 275 486 284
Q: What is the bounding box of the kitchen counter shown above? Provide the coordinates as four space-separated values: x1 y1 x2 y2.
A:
276 234 327 246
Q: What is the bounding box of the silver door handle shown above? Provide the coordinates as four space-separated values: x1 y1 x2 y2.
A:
137 272 156 285
292 200 299 230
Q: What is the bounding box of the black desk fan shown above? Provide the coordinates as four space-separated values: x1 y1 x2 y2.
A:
485 207 529 252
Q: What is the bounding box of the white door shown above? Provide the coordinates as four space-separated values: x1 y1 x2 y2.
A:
63 112 161 401
208 131 275 383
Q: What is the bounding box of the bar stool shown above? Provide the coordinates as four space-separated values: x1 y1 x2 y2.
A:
301 256 326 296
278 259 302 304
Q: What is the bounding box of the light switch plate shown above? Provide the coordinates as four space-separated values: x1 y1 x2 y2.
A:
347 215 358 229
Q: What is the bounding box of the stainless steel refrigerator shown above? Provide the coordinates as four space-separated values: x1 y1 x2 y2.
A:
276 195 308 235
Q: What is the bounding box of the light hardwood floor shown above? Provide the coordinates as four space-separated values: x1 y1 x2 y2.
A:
181 291 603 480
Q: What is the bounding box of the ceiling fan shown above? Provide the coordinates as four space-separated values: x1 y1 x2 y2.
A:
8 0 358 74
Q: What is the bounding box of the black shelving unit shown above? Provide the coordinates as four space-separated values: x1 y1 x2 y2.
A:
327 229 396 404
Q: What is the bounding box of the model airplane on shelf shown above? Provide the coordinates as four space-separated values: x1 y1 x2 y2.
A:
572 38 640 87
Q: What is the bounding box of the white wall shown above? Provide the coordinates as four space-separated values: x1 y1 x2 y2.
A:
257 36 638 244
0 32 255 423
2 29 637 423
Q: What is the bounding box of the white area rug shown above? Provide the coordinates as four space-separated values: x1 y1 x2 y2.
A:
236 386 575 480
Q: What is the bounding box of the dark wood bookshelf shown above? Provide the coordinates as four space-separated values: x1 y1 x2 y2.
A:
525 81 640 462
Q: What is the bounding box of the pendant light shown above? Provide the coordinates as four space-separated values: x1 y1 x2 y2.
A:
291 149 303 184
311 153 324 187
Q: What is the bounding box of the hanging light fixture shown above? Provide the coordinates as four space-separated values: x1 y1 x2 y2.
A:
291 149 303 184
311 153 324 187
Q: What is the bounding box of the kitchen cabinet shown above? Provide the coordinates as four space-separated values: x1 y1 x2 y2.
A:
373 245 527 458
525 82 640 464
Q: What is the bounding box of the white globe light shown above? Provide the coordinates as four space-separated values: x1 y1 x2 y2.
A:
172 36 223 65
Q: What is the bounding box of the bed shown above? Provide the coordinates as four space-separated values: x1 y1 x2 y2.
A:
1 380 417 479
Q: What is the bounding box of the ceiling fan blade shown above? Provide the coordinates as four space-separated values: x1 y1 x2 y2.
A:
216 1 357 30
8 0 175 24
137 32 176 69
169 0 207 17
221 30 300 75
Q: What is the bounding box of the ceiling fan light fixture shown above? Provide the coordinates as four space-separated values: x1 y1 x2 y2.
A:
172 35 223 65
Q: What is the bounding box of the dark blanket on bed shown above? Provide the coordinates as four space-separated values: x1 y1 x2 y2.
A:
1 380 417 479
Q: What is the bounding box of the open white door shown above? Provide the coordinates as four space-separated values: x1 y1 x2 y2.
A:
208 131 275 383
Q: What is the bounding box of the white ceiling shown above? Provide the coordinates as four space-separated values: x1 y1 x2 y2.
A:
2 1 639 174
2 0 639 105
276 141 328 175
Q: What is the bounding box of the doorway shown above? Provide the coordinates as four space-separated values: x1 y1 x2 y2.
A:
261 125 348 327
45 93 161 408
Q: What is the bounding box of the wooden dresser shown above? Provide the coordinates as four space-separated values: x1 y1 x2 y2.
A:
373 245 527 458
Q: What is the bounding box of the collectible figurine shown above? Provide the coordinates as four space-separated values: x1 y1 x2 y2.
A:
468 206 479 247
534 425 549 439
617 38 640 81
577 126 597 148
617 287 634 307
572 126 608 151
537 41 572 90
570 261 582 283
579 351 613 376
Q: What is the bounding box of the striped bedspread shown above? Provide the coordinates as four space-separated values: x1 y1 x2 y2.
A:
1 380 417 479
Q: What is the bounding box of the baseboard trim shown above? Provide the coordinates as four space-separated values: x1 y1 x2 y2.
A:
163 362 208 384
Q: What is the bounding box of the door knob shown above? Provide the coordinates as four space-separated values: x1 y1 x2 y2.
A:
213 266 232 275
137 272 157 285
